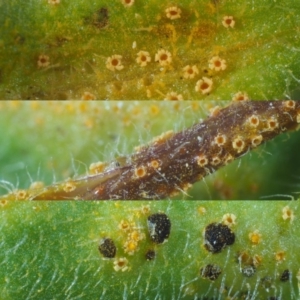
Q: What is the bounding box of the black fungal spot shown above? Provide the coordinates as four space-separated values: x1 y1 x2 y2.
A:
200 264 222 281
204 223 235 253
280 269 290 282
242 265 256 277
145 249 156 261
147 213 171 244
98 238 116 258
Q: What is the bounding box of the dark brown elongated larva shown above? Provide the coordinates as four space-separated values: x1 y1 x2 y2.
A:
31 100 300 200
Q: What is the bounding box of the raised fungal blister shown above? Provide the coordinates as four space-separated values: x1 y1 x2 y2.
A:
195 77 213 94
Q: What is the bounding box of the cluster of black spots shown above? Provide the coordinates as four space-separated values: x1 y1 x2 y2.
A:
241 265 256 277
280 269 290 282
204 223 235 253
200 264 222 281
98 238 116 258
145 249 156 261
147 213 171 244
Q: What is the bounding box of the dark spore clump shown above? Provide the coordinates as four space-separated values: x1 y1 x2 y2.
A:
204 222 235 253
98 238 116 258
145 249 156 261
280 269 290 282
147 213 171 244
200 264 222 281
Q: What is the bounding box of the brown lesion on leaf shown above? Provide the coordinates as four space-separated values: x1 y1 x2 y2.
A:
190 22 217 40
85 7 109 29
46 36 72 48
151 24 176 40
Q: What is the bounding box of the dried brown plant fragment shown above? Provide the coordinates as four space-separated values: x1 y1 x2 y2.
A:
31 101 300 200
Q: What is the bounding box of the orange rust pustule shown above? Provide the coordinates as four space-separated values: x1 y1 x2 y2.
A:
33 101 300 200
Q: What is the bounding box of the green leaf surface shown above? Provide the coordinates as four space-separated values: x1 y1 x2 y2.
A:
1 200 299 299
